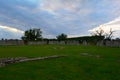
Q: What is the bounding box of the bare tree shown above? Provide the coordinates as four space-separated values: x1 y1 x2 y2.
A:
105 28 114 40
92 28 104 37
91 28 114 40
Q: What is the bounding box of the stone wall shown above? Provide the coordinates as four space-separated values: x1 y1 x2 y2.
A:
0 40 24 45
66 40 80 45
96 40 120 47
28 41 48 45
48 41 60 44
0 40 120 47
105 40 120 47
28 40 80 45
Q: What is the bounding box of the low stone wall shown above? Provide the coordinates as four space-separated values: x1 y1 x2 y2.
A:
0 40 24 45
0 55 67 67
28 41 80 45
97 40 120 47
28 41 48 45
66 40 80 45
0 40 120 47
48 41 60 44
0 40 80 45
105 40 120 47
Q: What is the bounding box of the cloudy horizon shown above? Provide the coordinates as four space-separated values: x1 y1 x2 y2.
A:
0 0 120 39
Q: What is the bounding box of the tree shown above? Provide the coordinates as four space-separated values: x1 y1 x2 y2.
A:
21 28 42 41
105 28 114 40
91 28 114 40
92 28 104 37
91 28 105 40
56 33 67 41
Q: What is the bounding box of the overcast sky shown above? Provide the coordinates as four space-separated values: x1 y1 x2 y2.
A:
0 0 120 39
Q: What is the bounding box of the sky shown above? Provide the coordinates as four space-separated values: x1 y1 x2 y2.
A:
0 0 120 39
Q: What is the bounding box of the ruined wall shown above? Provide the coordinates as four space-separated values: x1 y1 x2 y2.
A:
66 40 80 45
105 40 120 47
28 41 80 45
0 55 67 67
0 40 24 45
0 40 120 47
28 41 48 45
96 40 120 47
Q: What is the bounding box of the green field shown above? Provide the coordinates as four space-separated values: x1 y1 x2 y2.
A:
0 45 120 80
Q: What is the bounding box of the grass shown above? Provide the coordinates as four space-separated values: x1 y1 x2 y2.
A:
0 45 120 80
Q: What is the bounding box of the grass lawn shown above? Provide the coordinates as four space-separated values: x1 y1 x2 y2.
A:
0 45 120 80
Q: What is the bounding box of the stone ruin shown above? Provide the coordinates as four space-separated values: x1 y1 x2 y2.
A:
0 57 27 67
80 53 101 58
28 40 80 45
0 55 67 67
96 40 120 47
0 40 120 47
0 40 24 45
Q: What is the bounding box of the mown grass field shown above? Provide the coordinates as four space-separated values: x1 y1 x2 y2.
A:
0 45 120 80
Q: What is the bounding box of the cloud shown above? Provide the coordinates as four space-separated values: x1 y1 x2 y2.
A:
40 0 81 14
89 17 120 38
0 0 120 39
0 25 24 39
39 0 93 19
0 25 24 33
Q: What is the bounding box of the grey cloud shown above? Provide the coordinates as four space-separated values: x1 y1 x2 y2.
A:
0 0 120 39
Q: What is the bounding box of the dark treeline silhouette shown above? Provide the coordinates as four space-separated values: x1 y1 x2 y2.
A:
0 28 120 46
67 36 104 43
91 28 114 41
19 28 119 44
21 28 42 41
56 33 67 41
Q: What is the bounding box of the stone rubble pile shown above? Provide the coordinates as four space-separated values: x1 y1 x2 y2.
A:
0 55 67 67
0 57 27 67
80 53 100 58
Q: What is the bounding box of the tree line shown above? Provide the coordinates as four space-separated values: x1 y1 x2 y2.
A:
21 28 116 42
21 28 67 41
